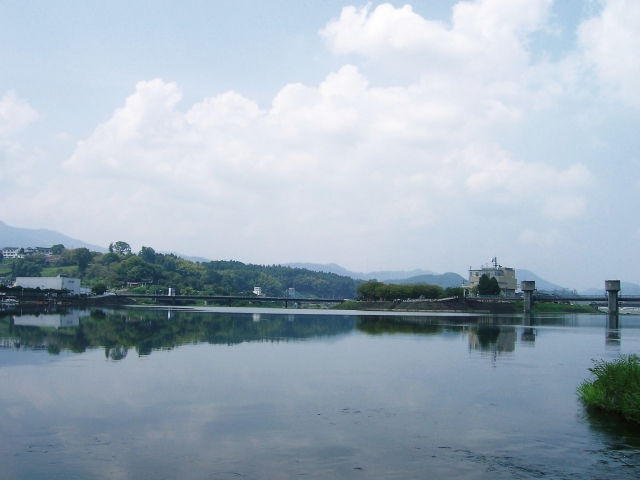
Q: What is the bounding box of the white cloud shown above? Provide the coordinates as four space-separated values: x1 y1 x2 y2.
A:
578 0 640 106
0 90 39 145
1 0 635 284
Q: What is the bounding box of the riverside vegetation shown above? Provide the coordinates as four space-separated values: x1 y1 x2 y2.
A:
578 355 640 425
0 242 358 299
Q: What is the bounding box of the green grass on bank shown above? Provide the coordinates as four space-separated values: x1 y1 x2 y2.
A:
41 266 77 277
578 355 640 424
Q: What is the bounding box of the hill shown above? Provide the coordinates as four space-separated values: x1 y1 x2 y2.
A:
396 272 467 289
0 220 106 252
3 245 359 299
285 263 436 281
516 269 565 292
580 282 640 296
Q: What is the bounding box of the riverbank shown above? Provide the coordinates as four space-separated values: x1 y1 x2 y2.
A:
339 298 518 314
339 299 601 314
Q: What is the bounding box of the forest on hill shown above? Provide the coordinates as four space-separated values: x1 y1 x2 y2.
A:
2 242 358 299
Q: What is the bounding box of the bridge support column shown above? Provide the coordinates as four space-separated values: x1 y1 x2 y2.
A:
521 281 536 313
605 280 620 314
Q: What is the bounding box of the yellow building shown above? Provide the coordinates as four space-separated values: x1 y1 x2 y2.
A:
466 258 517 297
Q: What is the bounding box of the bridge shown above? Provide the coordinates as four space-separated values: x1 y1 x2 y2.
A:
476 280 640 314
117 293 346 308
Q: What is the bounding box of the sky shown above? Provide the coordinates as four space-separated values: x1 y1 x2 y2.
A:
0 0 639 289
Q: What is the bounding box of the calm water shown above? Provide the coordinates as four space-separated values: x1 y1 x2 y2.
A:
1 307 640 479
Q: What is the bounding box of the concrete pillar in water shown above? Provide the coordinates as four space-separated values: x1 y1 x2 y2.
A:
605 280 620 314
606 312 620 347
521 281 536 313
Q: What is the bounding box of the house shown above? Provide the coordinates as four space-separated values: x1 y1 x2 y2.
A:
466 257 517 297
1 247 20 259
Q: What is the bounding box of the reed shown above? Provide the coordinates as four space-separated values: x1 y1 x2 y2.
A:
578 354 640 424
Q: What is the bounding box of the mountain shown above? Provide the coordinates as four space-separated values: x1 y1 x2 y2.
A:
396 272 468 289
580 282 640 296
284 263 436 281
0 220 106 252
159 251 212 263
516 269 565 292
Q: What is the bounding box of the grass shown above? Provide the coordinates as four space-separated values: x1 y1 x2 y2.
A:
578 354 640 424
41 266 77 277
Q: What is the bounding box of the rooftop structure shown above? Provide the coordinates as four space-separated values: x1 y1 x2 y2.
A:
467 257 517 297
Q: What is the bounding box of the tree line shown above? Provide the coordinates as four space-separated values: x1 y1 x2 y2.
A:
356 281 464 301
3 242 358 298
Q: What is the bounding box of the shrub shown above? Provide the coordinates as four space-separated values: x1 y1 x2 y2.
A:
577 354 640 424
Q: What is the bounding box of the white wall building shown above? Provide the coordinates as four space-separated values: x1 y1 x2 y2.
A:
2 247 20 259
2 246 53 258
14 276 82 295
466 258 517 297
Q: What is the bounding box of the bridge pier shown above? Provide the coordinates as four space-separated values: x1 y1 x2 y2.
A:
605 280 620 314
521 281 536 313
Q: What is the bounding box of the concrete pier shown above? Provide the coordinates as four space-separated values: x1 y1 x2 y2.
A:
521 281 536 313
605 280 621 314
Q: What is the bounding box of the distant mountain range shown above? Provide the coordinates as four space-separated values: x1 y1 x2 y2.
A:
396 272 468 288
580 282 640 296
158 251 212 263
3 221 638 293
0 220 106 252
284 263 436 282
516 269 565 292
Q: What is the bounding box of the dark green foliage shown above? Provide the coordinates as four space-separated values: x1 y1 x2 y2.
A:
51 244 65 254
356 280 444 301
12 254 46 277
578 355 640 424
72 247 92 274
139 246 156 264
112 241 132 255
79 247 358 298
444 287 464 298
92 282 108 295
478 274 500 296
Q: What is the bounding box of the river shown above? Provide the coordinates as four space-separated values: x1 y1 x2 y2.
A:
1 307 639 479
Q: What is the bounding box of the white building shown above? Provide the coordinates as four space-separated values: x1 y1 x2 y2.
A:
2 247 20 259
466 258 517 297
2 246 52 258
14 276 82 295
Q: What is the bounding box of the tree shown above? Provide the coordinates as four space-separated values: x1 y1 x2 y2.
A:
112 241 131 255
91 282 108 295
12 255 46 277
139 246 156 264
478 274 501 296
72 248 93 274
51 244 65 254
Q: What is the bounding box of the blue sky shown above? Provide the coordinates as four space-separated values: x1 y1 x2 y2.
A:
1 0 639 289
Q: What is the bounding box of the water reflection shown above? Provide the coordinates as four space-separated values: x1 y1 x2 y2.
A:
468 326 516 354
2 308 640 478
0 308 356 357
521 313 536 344
1 308 635 361
13 310 89 329
606 313 621 349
